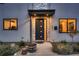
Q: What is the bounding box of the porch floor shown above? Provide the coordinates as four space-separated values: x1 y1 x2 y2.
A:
26 42 58 56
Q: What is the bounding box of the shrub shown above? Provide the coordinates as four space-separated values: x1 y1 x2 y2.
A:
52 42 73 55
76 42 79 45
18 40 26 47
57 44 73 55
60 40 68 45
0 45 19 56
52 43 58 52
73 42 79 52
0 40 3 45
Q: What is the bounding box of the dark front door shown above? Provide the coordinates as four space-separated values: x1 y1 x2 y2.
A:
36 19 44 40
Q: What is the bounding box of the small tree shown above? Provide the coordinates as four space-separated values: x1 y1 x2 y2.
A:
68 22 77 43
69 33 75 43
69 30 79 42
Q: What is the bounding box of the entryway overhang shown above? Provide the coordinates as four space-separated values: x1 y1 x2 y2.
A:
28 9 55 16
28 9 55 43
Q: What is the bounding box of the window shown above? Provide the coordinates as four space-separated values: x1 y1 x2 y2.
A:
59 18 76 33
68 18 76 32
59 18 67 33
3 18 18 30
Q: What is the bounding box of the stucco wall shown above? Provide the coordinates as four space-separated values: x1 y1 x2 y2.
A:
0 3 79 42
0 4 31 42
50 4 79 42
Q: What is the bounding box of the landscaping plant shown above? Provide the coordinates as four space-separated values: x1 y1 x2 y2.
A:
52 40 73 55
0 45 19 56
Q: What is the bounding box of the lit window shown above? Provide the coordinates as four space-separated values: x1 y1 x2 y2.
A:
59 18 76 33
59 18 67 33
3 18 18 30
68 18 76 32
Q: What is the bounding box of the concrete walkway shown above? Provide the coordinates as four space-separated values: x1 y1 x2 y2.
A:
27 42 58 56
14 42 79 56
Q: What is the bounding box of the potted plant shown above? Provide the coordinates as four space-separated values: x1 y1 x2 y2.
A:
21 46 28 55
27 42 37 53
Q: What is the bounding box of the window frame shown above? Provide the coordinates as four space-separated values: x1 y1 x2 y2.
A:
3 18 18 30
59 18 77 33
67 18 77 33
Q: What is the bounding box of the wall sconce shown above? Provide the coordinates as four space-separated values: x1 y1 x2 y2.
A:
46 14 48 16
34 14 36 16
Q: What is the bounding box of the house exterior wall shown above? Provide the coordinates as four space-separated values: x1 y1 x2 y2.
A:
0 3 79 42
50 4 79 42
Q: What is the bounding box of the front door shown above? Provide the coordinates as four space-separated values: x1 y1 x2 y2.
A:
36 19 44 41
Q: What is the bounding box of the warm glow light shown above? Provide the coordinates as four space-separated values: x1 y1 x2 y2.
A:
31 16 35 29
44 17 47 42
34 14 36 16
68 18 76 32
31 16 36 41
59 19 67 32
59 18 76 33
11 19 17 27
4 19 17 30
4 20 10 29
46 17 50 41
46 14 48 16
31 16 50 42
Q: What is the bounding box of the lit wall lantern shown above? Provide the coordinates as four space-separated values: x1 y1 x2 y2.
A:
46 14 48 16
34 14 36 16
